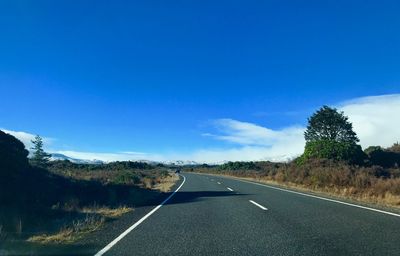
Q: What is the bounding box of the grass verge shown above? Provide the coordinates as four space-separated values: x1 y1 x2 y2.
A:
25 172 178 245
27 214 104 244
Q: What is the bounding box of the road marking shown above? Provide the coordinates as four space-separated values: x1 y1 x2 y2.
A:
94 175 186 256
229 177 400 218
249 200 268 211
217 182 221 184
227 187 234 191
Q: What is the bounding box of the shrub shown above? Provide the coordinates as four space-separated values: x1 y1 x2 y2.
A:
364 146 400 168
112 171 141 185
301 140 366 164
218 161 259 171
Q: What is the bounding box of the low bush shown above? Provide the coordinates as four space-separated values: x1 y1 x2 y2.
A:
218 161 259 171
300 140 367 165
364 146 400 168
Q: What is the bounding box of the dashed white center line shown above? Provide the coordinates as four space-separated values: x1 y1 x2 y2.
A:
227 187 234 191
217 182 221 184
249 200 268 211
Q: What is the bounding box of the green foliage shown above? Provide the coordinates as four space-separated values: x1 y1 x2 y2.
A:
30 135 51 168
113 171 141 185
364 146 382 155
304 106 359 144
301 106 365 163
300 140 366 164
218 161 259 171
48 160 154 172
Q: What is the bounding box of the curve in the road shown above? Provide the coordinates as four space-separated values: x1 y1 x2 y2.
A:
94 174 186 256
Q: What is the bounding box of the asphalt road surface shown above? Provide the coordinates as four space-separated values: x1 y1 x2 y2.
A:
95 172 400 256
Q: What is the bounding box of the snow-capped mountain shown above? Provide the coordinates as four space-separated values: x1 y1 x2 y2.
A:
162 160 205 166
50 153 104 164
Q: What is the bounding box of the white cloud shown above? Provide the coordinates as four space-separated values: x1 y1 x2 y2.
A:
173 146 302 163
212 118 304 146
338 94 400 148
1 129 53 150
200 119 305 162
54 150 156 162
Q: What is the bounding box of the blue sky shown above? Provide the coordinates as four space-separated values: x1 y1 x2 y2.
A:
1 1 400 162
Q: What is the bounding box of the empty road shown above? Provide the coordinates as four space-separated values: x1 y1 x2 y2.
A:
95 172 400 256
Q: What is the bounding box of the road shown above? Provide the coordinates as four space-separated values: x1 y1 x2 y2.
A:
95 172 400 256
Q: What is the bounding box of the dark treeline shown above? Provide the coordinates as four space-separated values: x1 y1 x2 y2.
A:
48 159 159 171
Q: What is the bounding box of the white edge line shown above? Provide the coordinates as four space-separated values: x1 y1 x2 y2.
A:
94 175 186 256
226 176 400 218
227 187 234 191
249 200 268 210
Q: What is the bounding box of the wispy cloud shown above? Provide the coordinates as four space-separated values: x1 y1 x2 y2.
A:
210 118 304 147
199 119 305 162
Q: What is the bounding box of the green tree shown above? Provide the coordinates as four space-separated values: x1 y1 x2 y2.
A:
30 135 51 168
301 106 366 164
304 106 359 144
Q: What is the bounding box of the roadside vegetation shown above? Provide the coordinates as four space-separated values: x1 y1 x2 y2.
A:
0 131 179 248
186 106 400 209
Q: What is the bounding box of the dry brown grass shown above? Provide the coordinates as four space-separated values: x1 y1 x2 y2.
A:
27 179 176 245
28 205 133 244
28 215 104 244
26 172 177 245
152 173 179 192
81 205 133 218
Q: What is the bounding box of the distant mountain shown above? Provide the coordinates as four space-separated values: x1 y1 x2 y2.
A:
50 153 104 165
163 160 203 166
49 155 238 166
